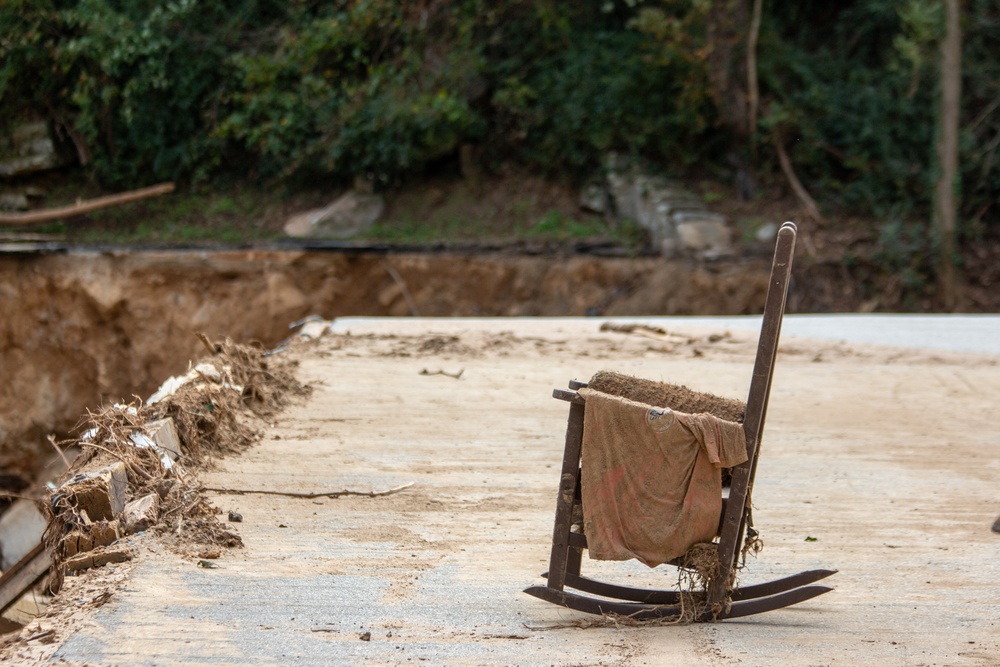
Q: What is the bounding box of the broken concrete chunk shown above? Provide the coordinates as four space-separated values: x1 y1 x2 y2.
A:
0 192 29 212
122 494 160 534
144 418 182 461
297 320 330 340
64 545 132 573
0 120 69 177
579 180 609 214
674 214 733 257
90 519 120 548
60 520 120 557
147 362 235 405
60 462 128 521
0 499 47 570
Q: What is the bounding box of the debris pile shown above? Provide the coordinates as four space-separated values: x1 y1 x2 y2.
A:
42 336 309 592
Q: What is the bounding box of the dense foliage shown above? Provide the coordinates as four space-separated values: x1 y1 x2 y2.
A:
1 0 998 233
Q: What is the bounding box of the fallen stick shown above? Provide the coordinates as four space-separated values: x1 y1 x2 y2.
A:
419 368 464 379
0 182 175 226
202 482 414 499
599 322 667 336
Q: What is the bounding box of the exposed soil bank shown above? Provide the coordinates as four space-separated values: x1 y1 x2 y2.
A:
0 247 860 480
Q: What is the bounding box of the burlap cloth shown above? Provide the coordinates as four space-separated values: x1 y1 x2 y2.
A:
578 387 748 567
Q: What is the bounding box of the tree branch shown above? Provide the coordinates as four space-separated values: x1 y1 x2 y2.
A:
0 183 175 226
202 482 414 499
774 135 822 222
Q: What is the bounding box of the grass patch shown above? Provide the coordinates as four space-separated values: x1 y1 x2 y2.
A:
50 184 287 246
12 169 648 250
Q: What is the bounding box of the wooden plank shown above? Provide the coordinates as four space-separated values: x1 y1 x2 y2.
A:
0 542 50 615
545 401 585 591
551 388 583 404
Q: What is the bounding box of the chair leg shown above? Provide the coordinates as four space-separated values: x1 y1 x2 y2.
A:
566 545 583 576
545 401 585 591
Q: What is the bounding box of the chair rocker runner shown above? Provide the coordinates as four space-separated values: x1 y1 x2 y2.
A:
524 222 835 621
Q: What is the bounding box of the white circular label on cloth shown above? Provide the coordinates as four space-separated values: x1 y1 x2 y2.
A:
646 407 676 432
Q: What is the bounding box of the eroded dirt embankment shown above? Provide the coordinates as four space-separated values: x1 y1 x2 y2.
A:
1 248 802 480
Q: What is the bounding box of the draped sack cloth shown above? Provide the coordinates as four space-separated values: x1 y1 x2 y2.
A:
578 387 748 567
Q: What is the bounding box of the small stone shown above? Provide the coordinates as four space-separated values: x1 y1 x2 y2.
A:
154 478 176 501
360 631 371 641
228 511 243 523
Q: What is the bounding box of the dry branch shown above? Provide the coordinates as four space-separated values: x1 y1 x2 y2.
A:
419 368 464 379
201 482 414 499
0 182 175 226
774 136 822 222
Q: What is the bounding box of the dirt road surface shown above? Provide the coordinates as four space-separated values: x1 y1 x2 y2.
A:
8 317 1000 666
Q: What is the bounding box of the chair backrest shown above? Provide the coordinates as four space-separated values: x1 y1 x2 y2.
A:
708 221 797 604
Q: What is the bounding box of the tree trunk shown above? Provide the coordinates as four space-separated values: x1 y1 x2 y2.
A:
746 0 763 142
935 0 962 310
706 0 751 140
707 0 754 197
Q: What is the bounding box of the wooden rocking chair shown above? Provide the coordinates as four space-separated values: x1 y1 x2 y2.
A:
524 222 835 621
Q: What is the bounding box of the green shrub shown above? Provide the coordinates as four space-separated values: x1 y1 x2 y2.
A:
1 0 1000 243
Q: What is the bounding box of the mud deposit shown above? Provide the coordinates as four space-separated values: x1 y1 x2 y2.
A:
2 248 803 480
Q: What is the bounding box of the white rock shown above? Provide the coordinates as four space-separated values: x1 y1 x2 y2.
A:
755 221 780 244
283 190 385 239
675 217 733 257
144 418 182 461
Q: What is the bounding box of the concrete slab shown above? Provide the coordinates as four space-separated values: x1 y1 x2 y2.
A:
610 313 1000 356
11 316 1000 666
0 500 46 571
